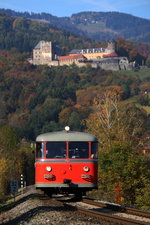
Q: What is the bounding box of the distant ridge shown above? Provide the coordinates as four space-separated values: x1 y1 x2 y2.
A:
0 8 150 43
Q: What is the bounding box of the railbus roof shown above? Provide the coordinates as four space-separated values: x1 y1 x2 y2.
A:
36 131 98 142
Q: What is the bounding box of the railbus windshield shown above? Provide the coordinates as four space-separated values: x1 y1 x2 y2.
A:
46 142 66 158
68 142 89 158
36 141 98 159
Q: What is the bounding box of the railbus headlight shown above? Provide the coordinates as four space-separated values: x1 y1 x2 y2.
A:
65 126 70 132
83 166 90 172
46 166 52 172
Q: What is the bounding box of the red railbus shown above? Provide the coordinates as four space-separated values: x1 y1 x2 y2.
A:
35 127 98 197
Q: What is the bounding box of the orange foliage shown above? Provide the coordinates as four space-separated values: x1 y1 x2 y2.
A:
24 93 36 105
59 107 73 124
140 82 150 91
76 86 124 106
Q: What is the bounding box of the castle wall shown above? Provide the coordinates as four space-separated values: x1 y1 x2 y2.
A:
82 57 134 71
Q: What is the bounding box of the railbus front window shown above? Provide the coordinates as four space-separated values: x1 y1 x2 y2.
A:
69 142 89 158
46 142 66 158
36 142 43 158
91 142 98 158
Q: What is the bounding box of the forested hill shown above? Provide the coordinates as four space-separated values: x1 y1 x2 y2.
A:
1 8 150 43
0 11 99 54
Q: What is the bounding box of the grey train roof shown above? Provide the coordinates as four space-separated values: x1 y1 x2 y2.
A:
36 131 98 142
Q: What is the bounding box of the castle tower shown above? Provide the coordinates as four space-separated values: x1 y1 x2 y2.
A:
105 42 115 53
32 41 53 65
41 41 53 63
32 41 61 65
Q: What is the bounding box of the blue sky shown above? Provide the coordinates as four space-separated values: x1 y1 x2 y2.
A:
0 0 150 20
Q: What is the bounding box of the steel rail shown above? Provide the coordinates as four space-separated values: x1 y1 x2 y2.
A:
76 206 150 225
82 199 150 218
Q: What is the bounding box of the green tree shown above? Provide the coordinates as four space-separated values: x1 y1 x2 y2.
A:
0 126 20 200
0 126 19 158
0 126 35 201
99 144 148 206
17 141 35 186
68 111 81 130
136 183 150 210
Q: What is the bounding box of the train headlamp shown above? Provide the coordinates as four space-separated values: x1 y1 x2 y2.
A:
46 166 52 172
65 126 70 132
83 166 90 172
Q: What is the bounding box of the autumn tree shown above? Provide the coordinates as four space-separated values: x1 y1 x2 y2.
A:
138 82 150 106
0 158 8 201
115 37 146 65
59 107 73 126
85 89 148 206
86 89 146 150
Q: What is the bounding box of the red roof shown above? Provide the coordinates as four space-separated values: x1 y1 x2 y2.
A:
58 54 86 61
103 52 118 58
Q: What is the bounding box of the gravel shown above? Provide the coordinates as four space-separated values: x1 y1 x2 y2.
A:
0 187 110 225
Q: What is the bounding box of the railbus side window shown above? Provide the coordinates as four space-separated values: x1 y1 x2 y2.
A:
36 142 43 158
69 142 89 158
46 142 66 158
91 142 98 158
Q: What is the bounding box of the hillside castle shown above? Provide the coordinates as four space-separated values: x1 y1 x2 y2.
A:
28 41 134 70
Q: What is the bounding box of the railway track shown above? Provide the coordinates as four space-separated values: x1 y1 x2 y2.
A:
60 198 150 225
14 190 150 224
82 199 150 218
75 207 149 225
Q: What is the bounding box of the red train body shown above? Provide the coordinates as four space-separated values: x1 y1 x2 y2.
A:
35 128 98 197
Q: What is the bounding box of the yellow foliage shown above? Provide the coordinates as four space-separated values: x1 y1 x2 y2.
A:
0 158 9 199
86 90 145 151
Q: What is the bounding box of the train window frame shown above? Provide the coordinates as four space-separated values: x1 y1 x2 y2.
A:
36 142 44 158
91 142 98 158
46 142 66 159
68 142 89 159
